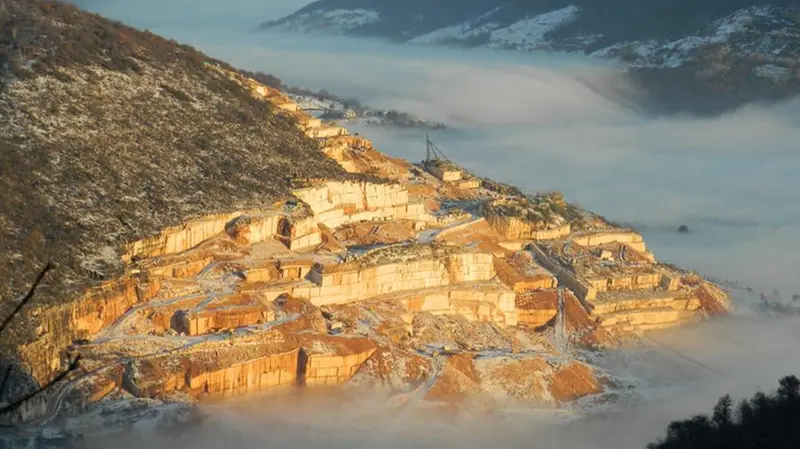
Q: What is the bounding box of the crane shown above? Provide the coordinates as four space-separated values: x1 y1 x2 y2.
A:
424 132 450 163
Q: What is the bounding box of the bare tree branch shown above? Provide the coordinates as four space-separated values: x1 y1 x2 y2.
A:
0 262 54 335
0 365 11 404
0 262 65 425
0 354 81 418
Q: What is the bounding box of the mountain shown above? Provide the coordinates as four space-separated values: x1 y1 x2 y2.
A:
261 0 800 115
1 0 730 441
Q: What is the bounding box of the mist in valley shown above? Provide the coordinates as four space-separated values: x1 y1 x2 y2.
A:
71 1 800 447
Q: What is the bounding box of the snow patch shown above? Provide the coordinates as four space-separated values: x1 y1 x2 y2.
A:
591 5 777 68
409 8 502 44
659 8 758 68
270 8 380 34
486 6 580 51
408 20 499 44
409 5 579 50
754 64 790 80
321 9 381 31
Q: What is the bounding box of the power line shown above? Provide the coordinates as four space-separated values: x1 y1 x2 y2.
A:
641 334 763 391
699 327 783 361
642 334 730 379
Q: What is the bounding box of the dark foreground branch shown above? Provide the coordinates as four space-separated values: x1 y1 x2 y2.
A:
0 262 54 334
0 354 81 418
0 262 67 424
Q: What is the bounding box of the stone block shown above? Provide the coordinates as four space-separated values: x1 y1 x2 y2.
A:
313 366 340 378
422 294 450 311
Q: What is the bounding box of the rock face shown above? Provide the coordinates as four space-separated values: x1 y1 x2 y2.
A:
0 0 731 435
0 0 357 390
261 0 800 115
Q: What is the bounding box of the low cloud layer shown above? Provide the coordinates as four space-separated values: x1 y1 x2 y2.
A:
188 29 800 297
69 2 800 447
80 317 800 449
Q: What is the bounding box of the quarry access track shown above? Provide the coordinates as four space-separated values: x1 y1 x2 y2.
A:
92 277 239 343
416 218 477 244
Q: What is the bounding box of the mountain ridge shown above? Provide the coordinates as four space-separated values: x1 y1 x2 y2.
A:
261 0 800 115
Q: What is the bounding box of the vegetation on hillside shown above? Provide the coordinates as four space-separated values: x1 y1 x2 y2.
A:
630 50 800 116
0 0 354 335
0 265 82 424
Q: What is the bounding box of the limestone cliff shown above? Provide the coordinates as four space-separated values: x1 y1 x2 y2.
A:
0 0 731 438
0 0 360 382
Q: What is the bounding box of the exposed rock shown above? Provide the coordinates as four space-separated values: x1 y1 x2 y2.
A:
349 346 432 393
426 354 483 403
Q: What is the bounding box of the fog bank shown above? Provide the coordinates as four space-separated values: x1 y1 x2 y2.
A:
196 29 800 298
79 317 800 449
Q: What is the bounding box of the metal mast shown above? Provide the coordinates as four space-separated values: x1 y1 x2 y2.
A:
424 133 449 162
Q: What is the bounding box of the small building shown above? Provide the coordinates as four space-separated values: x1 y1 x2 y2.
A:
309 125 348 139
424 159 462 182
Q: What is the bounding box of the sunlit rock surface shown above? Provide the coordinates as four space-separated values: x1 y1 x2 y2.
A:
3 67 729 430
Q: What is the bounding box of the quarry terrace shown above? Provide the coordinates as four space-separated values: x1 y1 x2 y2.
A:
3 64 730 430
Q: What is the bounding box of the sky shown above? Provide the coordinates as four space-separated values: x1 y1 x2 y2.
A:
71 1 800 447
74 0 311 31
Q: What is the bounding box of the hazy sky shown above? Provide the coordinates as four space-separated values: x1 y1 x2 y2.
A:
75 0 311 30
69 3 800 447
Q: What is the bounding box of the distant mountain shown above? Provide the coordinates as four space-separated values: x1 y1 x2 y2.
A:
261 0 800 115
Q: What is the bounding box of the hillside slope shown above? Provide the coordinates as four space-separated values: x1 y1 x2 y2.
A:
0 0 353 348
262 0 800 114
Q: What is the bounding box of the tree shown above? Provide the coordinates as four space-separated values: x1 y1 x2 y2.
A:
648 375 800 449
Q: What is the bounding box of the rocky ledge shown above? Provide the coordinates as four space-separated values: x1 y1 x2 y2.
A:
2 68 729 437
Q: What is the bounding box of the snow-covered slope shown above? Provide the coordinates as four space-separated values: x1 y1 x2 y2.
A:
409 5 584 52
261 1 800 114
264 2 798 69
588 5 799 69
266 8 381 34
